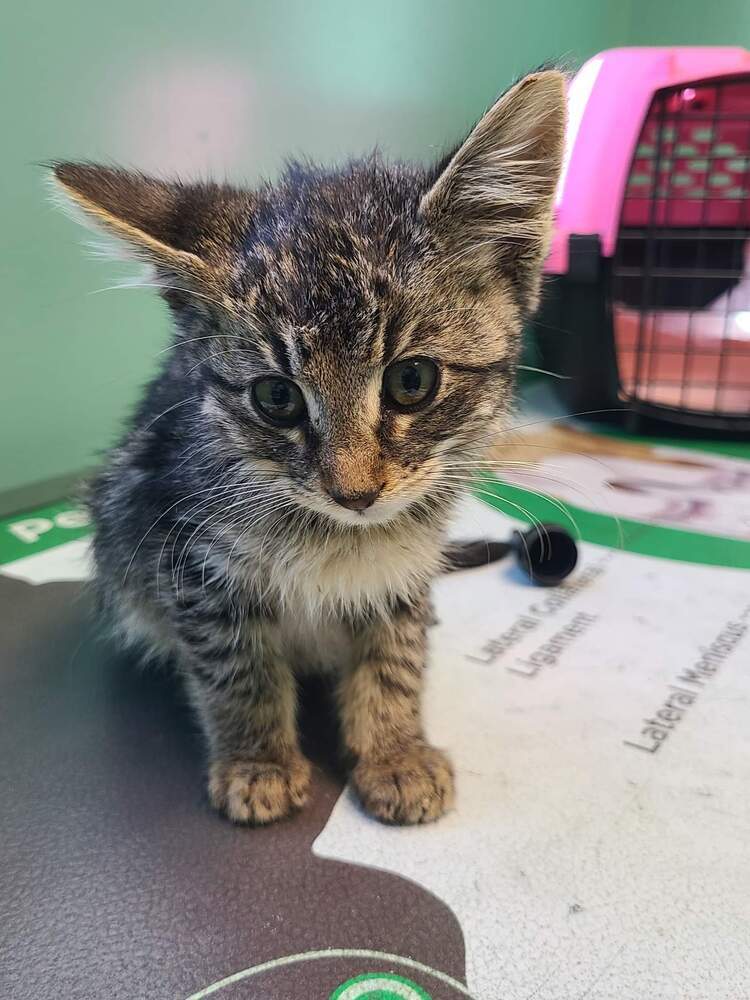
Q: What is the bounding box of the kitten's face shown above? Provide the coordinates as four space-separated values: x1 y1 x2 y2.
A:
52 71 566 530
196 182 520 528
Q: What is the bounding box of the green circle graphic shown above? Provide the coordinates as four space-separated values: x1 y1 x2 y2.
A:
330 972 432 1000
183 949 471 999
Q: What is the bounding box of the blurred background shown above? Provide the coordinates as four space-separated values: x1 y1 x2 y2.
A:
2 0 749 509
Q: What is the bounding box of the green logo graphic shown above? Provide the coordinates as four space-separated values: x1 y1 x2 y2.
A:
0 501 91 567
330 972 432 1000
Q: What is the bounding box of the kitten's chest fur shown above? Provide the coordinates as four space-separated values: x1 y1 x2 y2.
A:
279 610 354 675
231 511 447 622
228 513 446 673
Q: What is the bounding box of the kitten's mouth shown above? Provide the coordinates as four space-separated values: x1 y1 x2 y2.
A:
296 491 413 529
327 500 409 529
331 504 397 527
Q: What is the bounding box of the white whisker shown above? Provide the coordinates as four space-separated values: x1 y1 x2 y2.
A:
142 395 200 432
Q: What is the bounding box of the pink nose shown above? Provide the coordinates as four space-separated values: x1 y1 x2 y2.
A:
329 486 382 511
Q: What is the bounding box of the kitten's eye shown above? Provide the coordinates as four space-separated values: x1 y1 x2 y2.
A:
383 357 440 410
251 377 306 426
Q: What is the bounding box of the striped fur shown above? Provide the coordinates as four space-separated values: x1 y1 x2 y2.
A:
51 71 565 826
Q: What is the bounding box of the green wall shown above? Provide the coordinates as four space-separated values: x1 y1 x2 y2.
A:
3 0 739 500
627 0 750 47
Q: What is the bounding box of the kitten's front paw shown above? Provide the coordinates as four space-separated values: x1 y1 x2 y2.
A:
208 754 311 826
352 744 455 825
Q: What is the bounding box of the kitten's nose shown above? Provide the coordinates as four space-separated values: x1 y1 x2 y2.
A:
329 486 383 511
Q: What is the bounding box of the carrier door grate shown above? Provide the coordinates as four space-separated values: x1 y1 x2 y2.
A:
612 76 750 422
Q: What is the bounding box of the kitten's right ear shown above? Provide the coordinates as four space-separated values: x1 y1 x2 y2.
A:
420 70 566 302
49 163 252 288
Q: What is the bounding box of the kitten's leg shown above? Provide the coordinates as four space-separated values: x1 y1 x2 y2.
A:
172 593 310 825
338 595 454 825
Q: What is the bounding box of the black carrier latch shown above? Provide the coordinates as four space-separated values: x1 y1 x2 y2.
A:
568 233 602 283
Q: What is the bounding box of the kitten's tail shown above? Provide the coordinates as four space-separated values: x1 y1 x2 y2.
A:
442 539 511 572
443 526 578 586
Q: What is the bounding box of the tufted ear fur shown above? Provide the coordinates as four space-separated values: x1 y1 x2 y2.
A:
49 163 254 291
420 70 567 306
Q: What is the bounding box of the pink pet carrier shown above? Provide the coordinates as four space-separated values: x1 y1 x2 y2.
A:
535 47 750 432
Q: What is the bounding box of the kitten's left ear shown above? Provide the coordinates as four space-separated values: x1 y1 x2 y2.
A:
420 70 567 305
49 162 253 291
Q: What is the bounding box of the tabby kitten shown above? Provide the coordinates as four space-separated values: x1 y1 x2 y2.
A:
52 71 565 826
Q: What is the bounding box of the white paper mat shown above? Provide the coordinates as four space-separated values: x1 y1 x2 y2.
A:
314 498 750 999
